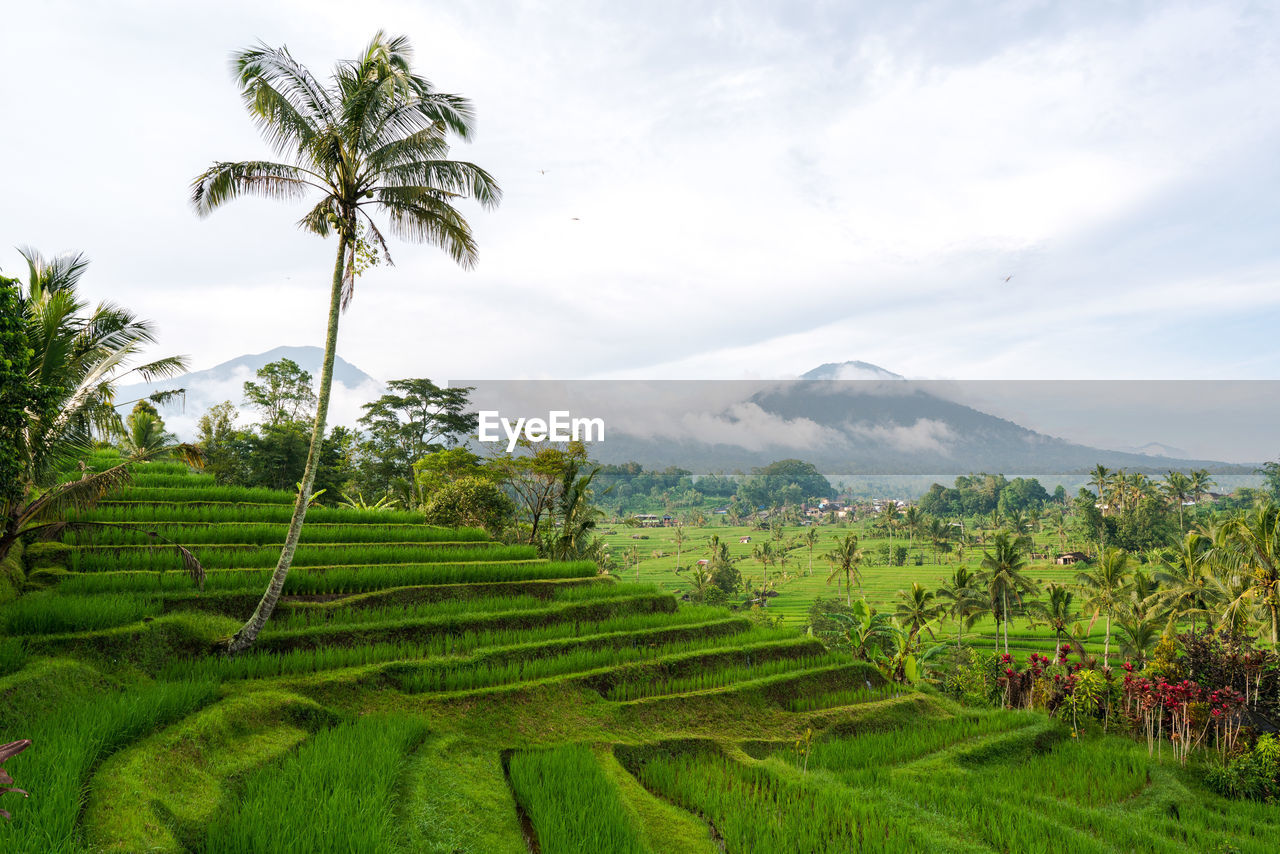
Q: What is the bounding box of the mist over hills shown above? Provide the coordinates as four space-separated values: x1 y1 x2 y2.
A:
118 345 384 438
137 353 1253 475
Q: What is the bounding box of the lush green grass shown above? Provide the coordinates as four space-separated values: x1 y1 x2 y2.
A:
0 679 218 853
67 541 526 573
508 744 651 854
57 559 597 595
606 650 845 701
0 591 161 635
64 521 487 546
201 714 427 854
75 502 426 524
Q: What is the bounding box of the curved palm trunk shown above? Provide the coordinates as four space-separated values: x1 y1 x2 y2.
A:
1002 588 1010 654
1103 614 1111 667
228 234 348 653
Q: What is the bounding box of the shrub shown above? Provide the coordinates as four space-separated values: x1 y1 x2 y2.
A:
1205 734 1280 801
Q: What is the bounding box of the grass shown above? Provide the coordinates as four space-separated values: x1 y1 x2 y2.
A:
606 650 845 701
64 521 487 546
0 591 161 635
83 690 329 853
0 678 218 853
201 714 427 854
67 542 528 573
74 503 426 524
57 559 598 595
507 743 652 854
11 460 1280 851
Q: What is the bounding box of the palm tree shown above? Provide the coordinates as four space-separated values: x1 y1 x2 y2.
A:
192 33 501 652
1076 547 1130 666
1027 583 1077 663
1 251 198 570
672 524 686 573
978 532 1040 654
1214 502 1280 645
902 505 921 544
1189 469 1216 506
1154 532 1214 634
116 402 175 457
1089 464 1112 517
1116 613 1162 666
936 566 983 649
824 533 863 606
879 502 900 551
895 582 940 639
926 517 948 564
802 526 819 576
752 540 778 584
1161 471 1192 535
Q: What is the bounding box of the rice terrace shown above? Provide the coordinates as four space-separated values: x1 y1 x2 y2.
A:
5 6 1280 854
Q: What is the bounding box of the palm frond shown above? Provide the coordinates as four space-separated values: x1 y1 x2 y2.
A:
191 161 317 217
233 43 334 156
376 159 502 208
374 188 479 267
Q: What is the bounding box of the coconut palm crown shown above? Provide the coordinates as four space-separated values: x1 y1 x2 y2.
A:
191 31 501 652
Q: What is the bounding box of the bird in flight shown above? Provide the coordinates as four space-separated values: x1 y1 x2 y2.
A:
1002 274 1013 283
538 169 548 175
570 217 580 221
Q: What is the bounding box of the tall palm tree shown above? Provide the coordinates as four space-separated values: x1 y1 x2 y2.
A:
936 566 982 649
1189 469 1215 507
802 526 819 576
926 516 948 564
1089 464 1112 517
880 502 900 552
1161 471 1192 535
1076 547 1130 666
895 582 940 639
672 524 686 573
902 505 921 544
192 33 501 652
978 532 1040 654
1027 583 1076 663
1154 532 1214 634
1214 502 1280 645
825 532 863 607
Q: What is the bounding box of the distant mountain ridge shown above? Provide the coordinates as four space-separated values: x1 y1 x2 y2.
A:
576 360 1250 474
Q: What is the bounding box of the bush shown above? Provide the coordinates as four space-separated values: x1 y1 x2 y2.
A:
1205 734 1280 801
420 476 515 535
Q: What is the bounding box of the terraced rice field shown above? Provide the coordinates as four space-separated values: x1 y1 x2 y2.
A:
3 455 1276 851
600 525 1117 655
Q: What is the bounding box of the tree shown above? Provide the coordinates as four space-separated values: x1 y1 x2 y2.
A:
1154 532 1214 634
420 476 514 534
1076 547 1130 666
894 582 940 639
1 250 197 568
116 400 175 456
1089 465 1113 517
193 32 501 652
824 533 863 606
1162 471 1193 535
1215 502 1280 645
357 378 477 497
242 358 316 426
1027 582 1077 663
672 524 687 573
802 526 819 576
197 401 250 484
978 532 1039 654
936 566 982 649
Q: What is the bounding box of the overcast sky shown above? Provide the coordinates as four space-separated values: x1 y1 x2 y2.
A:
4 0 1280 386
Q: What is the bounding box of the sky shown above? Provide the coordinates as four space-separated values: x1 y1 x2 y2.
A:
4 0 1280 390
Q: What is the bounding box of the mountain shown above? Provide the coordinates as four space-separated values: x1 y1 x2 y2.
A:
117 346 385 439
800 360 904 381
533 362 1248 475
